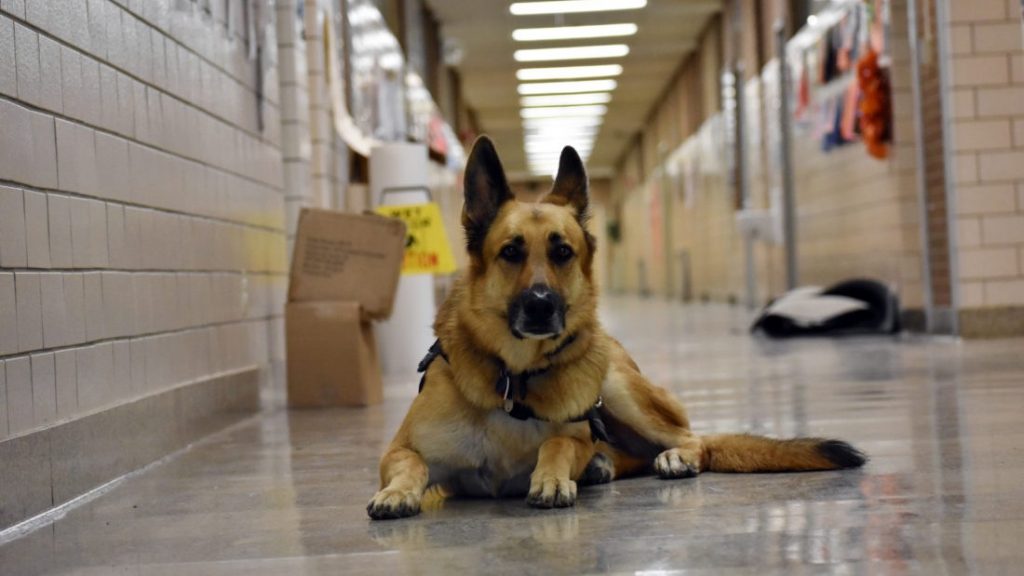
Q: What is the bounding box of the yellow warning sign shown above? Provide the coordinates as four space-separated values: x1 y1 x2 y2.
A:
375 202 457 275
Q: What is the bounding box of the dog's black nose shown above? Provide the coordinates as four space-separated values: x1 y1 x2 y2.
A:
510 284 566 338
522 285 557 321
524 294 555 320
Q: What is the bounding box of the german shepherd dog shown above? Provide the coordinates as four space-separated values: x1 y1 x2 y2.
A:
367 136 865 520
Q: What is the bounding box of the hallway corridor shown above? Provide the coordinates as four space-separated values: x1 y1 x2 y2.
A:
2 297 1022 575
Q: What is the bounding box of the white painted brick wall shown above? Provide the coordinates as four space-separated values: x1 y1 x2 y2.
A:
1 0 288 440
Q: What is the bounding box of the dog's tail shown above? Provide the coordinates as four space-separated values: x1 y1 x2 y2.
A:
699 434 866 473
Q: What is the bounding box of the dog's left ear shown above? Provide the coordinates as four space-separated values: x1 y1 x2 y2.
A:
544 146 589 221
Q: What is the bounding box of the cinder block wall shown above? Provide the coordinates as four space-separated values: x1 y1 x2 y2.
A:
945 0 1024 333
0 1 287 442
608 5 924 313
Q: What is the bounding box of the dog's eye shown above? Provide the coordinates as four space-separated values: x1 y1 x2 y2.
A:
499 244 524 263
550 244 574 265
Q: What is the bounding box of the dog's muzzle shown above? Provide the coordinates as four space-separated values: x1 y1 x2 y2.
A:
508 284 566 339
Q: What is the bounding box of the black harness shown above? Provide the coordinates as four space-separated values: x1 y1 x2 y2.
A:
417 336 609 443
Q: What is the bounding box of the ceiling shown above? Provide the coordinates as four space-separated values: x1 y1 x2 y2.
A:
425 0 722 180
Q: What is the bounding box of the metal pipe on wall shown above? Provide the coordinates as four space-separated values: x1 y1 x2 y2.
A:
906 0 936 333
734 65 758 309
934 0 961 336
775 19 799 291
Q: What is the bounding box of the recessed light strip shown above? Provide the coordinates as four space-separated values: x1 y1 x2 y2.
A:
522 118 604 130
514 44 629 62
518 79 618 95
512 23 638 42
510 0 647 16
517 64 623 81
520 105 607 119
525 130 599 138
525 142 597 152
527 144 593 151
525 138 594 148
528 148 593 155
521 93 612 107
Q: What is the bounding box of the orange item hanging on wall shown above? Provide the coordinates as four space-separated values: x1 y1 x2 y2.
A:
856 48 891 159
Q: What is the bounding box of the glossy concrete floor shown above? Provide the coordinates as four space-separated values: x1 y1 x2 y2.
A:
3 297 1024 575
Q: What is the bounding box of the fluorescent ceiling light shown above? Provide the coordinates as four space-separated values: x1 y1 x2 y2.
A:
528 140 593 147
521 93 612 107
527 147 593 156
524 120 601 128
523 120 604 131
517 64 623 81
514 44 629 62
521 105 607 119
525 139 594 148
526 134 599 142
523 113 604 122
527 151 593 159
528 152 593 158
526 137 593 143
518 79 617 95
525 130 600 140
526 141 593 148
525 128 599 136
524 114 602 123
527 151 593 158
528 150 592 157
523 115 604 124
510 0 647 16
513 23 638 42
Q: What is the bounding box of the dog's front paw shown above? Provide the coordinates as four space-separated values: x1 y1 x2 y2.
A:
654 448 699 479
367 488 421 520
527 475 577 509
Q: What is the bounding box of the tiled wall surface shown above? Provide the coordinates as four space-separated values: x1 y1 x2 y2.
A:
609 3 924 311
302 1 348 217
947 0 1024 309
0 0 287 442
276 0 312 260
276 0 345 265
783 0 923 310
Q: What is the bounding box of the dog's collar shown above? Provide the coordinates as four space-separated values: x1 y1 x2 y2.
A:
490 331 577 403
416 334 609 443
494 367 608 443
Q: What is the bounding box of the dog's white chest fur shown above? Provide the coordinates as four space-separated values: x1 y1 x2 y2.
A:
421 410 559 497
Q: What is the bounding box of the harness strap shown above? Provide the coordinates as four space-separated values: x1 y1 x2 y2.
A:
501 393 609 443
417 340 448 393
416 336 609 442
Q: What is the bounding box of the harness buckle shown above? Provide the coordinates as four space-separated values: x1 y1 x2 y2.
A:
501 372 513 413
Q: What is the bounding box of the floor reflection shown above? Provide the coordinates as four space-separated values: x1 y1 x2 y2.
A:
1 299 1023 575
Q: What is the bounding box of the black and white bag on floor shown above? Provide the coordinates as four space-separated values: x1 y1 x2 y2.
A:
751 279 901 338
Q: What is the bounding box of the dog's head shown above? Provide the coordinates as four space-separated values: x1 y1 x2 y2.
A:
461 136 596 340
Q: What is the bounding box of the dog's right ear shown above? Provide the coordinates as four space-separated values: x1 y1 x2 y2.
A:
462 136 512 254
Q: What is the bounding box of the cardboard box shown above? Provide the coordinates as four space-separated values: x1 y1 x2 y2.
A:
286 301 383 407
289 208 406 318
286 209 405 408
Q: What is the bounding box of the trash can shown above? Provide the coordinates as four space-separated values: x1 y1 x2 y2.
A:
371 143 437 375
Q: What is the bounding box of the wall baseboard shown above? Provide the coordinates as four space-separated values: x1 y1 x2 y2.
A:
0 368 260 532
900 308 927 333
959 307 1024 339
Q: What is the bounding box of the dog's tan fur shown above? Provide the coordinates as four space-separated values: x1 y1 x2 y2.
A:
368 137 865 519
